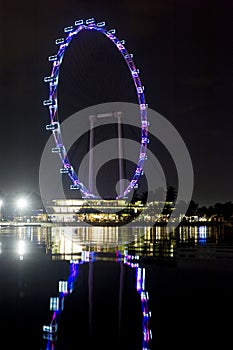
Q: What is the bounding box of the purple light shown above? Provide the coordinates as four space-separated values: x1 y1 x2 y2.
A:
123 256 152 349
44 18 149 199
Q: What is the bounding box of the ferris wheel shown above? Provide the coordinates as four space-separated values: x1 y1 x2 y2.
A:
43 18 149 199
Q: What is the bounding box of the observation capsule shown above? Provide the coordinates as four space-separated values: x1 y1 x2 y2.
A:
48 55 58 62
97 21 106 27
86 18 95 24
74 19 84 26
46 123 59 131
64 26 73 33
55 38 65 45
70 184 80 190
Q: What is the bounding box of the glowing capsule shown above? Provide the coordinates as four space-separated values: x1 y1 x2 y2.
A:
70 184 80 190
43 99 54 106
44 76 57 83
140 153 146 159
140 103 147 110
48 55 58 62
52 147 62 153
49 297 59 311
46 123 59 131
142 120 149 127
75 19 84 26
60 168 70 174
125 53 133 59
97 21 106 27
55 38 65 44
64 26 73 33
117 42 124 50
59 281 68 293
43 324 57 333
132 70 139 78
86 18 95 25
43 333 57 341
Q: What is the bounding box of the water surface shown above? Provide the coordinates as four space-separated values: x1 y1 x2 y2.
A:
0 224 233 349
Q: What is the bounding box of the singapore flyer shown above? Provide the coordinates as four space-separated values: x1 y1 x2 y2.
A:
43 17 149 200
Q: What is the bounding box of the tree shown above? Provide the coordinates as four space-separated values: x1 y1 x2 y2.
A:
166 186 177 203
186 200 199 217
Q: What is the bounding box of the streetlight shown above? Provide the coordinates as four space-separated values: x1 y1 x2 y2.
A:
16 197 28 221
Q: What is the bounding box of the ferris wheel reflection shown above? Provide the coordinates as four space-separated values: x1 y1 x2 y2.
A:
42 251 152 350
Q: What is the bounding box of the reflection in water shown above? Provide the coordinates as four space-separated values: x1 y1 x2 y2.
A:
0 224 232 350
42 251 152 350
0 224 229 260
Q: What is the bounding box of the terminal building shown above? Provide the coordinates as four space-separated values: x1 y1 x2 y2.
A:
45 198 173 224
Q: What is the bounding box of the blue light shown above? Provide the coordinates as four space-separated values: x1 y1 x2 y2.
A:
120 39 125 45
59 297 64 311
198 226 207 243
59 43 68 50
43 333 57 341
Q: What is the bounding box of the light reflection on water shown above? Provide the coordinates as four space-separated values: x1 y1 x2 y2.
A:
0 224 233 350
0 223 231 261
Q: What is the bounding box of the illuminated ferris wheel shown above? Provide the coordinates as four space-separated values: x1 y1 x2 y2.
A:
43 18 149 199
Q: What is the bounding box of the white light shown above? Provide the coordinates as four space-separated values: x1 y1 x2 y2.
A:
18 240 25 255
0 199 3 207
17 198 27 209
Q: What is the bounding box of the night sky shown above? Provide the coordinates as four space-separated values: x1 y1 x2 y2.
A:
0 0 232 206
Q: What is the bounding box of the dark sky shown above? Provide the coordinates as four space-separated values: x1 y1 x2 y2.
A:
0 0 232 206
